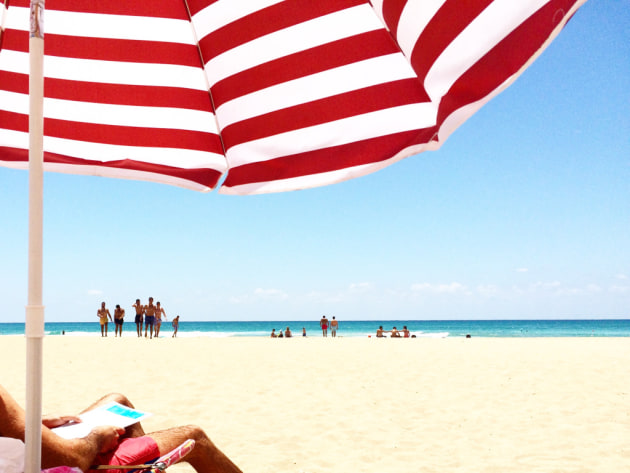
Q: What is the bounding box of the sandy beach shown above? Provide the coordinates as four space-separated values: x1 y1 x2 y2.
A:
2 336 628 473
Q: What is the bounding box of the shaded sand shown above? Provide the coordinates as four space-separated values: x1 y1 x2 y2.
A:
2 336 629 472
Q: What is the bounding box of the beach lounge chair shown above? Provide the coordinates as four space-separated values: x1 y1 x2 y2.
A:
0 437 189 473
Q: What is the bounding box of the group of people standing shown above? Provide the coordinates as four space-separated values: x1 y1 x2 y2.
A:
132 297 168 339
97 297 180 338
319 315 338 337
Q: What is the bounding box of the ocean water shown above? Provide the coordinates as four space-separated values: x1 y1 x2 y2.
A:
0 319 629 338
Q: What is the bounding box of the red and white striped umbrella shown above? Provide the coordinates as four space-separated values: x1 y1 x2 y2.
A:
1 0 587 195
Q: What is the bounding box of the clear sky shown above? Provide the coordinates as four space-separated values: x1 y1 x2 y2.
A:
1 1 628 322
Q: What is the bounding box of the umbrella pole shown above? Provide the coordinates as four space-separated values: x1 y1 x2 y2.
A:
25 2 45 473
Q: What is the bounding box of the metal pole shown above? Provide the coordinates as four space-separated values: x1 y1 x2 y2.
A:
25 2 45 473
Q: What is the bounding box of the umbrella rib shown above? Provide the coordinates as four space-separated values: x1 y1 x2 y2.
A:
182 0 228 175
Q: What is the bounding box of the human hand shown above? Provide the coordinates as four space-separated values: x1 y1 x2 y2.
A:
42 415 82 429
91 426 125 453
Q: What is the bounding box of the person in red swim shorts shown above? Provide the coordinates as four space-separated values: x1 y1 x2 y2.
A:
320 315 328 337
0 384 242 473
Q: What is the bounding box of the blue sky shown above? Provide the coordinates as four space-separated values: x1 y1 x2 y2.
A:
1 1 628 322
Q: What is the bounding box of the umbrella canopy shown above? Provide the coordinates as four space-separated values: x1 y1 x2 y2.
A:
1 0 587 195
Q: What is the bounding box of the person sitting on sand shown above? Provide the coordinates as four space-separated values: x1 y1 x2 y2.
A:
402 326 410 338
376 326 387 338
0 384 242 473
270 329 277 338
285 327 292 338
391 326 401 338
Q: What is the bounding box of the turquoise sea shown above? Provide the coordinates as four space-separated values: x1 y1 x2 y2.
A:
0 319 629 338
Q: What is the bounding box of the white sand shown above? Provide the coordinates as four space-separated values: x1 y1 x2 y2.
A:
2 336 629 472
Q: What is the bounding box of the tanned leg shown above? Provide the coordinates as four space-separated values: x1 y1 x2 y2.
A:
79 393 146 438
148 425 242 473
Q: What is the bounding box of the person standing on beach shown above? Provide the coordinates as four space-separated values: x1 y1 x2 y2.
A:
172 315 180 337
320 315 328 337
330 316 339 337
153 301 167 338
144 297 156 339
113 304 125 337
133 299 144 337
97 302 112 337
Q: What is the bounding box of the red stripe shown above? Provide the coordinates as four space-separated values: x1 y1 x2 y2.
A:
221 79 428 149
10 0 188 18
45 34 200 66
198 0 364 62
0 146 223 189
1 29 27 53
211 29 405 109
44 117 222 153
186 0 220 18
436 0 579 127
0 70 213 110
0 109 27 132
47 78 213 110
380 0 407 36
222 130 426 187
0 70 28 94
2 28 199 66
409 0 493 88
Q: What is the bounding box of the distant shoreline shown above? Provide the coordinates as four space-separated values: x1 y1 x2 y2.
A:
1 319 629 338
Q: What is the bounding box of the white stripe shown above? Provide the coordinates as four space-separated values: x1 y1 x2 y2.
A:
44 99 217 133
368 0 385 27
42 164 214 192
2 50 207 89
424 0 550 101
0 128 28 149
397 0 446 59
192 0 284 40
7 6 194 43
0 49 25 74
0 90 217 133
0 90 26 114
0 159 214 192
216 53 417 128
227 102 437 168
205 4 383 86
0 0 7 32
3 5 28 31
45 56 207 89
